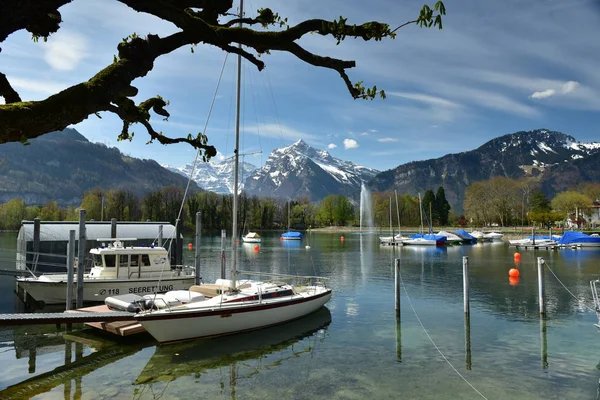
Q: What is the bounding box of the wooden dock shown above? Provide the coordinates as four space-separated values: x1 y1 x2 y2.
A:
70 305 146 337
0 305 145 337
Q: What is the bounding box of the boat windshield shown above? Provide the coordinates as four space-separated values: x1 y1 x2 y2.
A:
92 254 103 267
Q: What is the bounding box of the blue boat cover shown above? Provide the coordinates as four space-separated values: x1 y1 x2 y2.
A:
281 231 303 239
409 234 447 243
557 231 600 245
454 230 476 241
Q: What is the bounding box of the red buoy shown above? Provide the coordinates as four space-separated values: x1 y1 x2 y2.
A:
188 243 193 250
254 245 259 252
513 252 521 260
340 236 345 242
509 276 520 286
509 268 520 277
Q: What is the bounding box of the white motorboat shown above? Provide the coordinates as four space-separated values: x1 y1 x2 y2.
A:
242 232 262 243
437 230 463 245
106 7 332 344
508 237 558 246
483 232 504 241
16 239 195 304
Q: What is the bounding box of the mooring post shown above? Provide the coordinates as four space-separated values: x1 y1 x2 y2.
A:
110 218 117 238
195 212 202 285
66 230 75 311
537 257 545 315
465 311 472 370
463 256 470 315
540 314 548 369
76 210 86 308
394 258 402 361
220 229 226 280
394 258 401 316
158 224 163 247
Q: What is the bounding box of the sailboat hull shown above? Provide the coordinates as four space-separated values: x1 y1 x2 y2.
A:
137 289 332 343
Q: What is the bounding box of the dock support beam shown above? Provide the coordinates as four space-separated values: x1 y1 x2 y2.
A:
463 256 471 370
158 225 163 247
66 230 75 311
32 218 40 271
195 212 202 285
537 257 545 315
76 209 86 308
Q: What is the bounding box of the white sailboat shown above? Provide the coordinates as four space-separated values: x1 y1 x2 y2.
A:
105 2 331 343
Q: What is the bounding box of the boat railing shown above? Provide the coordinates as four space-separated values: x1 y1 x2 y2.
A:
236 270 329 291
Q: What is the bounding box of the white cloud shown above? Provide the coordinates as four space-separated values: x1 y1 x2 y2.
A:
377 137 399 143
44 30 89 71
530 80 581 100
343 138 359 149
7 77 70 95
561 81 580 94
327 143 337 149
359 131 369 136
388 92 460 108
369 129 378 133
531 89 556 99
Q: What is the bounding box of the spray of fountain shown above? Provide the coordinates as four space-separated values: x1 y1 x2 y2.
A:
360 183 374 233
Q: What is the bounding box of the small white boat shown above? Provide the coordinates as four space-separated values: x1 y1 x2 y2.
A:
437 230 463 245
508 237 557 247
17 239 195 305
242 232 262 243
483 232 504 241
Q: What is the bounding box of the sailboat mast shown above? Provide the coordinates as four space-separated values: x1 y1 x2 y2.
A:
231 0 244 291
418 193 423 235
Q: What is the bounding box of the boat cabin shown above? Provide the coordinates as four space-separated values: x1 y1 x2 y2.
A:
88 239 171 280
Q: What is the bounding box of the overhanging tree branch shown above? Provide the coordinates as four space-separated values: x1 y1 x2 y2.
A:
0 0 446 157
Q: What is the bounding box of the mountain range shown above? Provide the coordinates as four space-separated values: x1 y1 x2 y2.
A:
0 128 598 210
0 129 199 206
370 129 600 210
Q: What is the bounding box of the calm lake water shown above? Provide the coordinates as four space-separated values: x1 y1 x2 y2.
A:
1 231 600 399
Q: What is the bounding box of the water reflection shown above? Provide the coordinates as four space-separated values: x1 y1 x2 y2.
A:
134 307 331 398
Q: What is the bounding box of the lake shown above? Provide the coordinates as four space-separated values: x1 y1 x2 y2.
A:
1 230 600 399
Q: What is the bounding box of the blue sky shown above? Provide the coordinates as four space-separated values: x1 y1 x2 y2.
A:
1 0 599 172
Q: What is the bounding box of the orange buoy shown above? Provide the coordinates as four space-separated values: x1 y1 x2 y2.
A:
254 245 259 252
188 243 193 250
509 276 520 286
509 268 520 277
513 252 521 260
340 236 345 242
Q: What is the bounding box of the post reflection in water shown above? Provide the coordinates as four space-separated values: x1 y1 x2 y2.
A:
465 312 472 371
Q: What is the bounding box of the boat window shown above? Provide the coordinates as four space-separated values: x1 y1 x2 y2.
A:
104 254 116 268
92 254 103 267
119 255 129 269
141 254 151 267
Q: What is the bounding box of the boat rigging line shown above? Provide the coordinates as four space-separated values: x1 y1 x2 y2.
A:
542 259 596 313
399 276 489 400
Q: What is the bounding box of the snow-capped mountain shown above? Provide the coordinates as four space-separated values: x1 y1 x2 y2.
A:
243 139 380 201
164 159 258 194
370 129 600 212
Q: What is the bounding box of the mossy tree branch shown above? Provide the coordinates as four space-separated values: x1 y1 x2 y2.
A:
0 0 445 158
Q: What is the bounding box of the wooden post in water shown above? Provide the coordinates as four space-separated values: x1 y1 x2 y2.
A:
394 258 401 361
394 258 401 315
195 212 202 285
76 210 86 308
463 256 470 315
537 257 545 315
220 229 226 279
540 314 548 369
110 218 117 238
158 224 163 247
66 230 75 311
